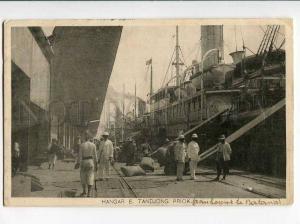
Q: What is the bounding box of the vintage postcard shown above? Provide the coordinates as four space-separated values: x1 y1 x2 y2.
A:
3 19 293 206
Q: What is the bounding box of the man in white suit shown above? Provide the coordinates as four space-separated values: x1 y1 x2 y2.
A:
98 132 114 180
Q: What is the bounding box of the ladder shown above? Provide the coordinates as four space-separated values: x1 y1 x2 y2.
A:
198 98 285 161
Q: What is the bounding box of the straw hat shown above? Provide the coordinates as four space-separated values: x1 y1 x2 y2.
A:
219 134 226 140
191 133 198 138
102 131 109 136
178 134 185 140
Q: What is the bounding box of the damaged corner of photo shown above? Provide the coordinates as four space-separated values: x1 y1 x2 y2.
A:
3 18 293 206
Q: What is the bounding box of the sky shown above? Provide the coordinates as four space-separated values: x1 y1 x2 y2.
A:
42 25 285 101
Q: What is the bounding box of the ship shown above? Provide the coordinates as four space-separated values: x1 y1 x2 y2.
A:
144 25 286 177
50 26 123 139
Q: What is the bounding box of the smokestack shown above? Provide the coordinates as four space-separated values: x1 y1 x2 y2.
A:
201 25 224 69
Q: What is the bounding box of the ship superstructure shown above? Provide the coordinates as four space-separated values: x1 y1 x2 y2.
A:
144 25 286 176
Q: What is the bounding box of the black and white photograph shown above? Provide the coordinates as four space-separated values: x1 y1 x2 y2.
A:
3 19 293 206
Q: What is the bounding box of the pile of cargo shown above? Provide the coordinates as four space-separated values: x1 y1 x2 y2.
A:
120 156 155 177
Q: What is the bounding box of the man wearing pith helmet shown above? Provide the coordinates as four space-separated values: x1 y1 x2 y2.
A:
98 132 114 180
187 133 200 180
174 134 187 181
214 134 232 181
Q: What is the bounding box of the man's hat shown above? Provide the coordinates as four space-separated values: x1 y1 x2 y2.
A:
178 134 185 140
102 131 109 136
219 134 226 140
191 133 198 138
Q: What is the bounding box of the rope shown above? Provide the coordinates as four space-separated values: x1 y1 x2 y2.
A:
160 47 176 88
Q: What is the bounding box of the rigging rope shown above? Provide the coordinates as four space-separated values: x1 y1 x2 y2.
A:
179 46 188 68
160 47 176 88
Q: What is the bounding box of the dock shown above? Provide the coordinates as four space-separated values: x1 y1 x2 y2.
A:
15 160 285 199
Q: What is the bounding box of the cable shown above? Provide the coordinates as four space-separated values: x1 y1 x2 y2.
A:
179 46 188 68
160 47 176 88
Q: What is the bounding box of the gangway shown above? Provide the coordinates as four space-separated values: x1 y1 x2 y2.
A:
198 98 285 161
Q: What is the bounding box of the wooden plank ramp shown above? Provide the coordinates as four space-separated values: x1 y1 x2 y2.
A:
198 99 285 161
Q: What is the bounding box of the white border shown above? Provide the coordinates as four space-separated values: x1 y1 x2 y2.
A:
0 1 299 224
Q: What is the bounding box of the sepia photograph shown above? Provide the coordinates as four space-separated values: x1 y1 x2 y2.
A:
3 19 293 206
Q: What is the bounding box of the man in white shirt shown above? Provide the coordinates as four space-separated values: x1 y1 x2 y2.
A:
98 132 114 180
214 134 232 181
187 133 200 180
174 134 187 181
75 132 98 197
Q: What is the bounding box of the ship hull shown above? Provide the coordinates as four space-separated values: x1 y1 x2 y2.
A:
51 26 122 135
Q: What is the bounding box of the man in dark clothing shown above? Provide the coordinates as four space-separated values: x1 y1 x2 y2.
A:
141 140 152 157
12 142 21 176
48 138 61 170
124 138 137 166
73 136 81 157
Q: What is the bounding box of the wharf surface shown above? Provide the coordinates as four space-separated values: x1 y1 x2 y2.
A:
13 160 286 199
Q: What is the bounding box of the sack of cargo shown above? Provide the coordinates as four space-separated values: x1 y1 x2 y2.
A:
151 147 168 166
140 157 155 172
121 166 146 177
151 142 176 166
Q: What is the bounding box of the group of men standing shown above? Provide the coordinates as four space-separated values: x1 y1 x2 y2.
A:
174 133 232 182
65 130 231 197
74 131 114 197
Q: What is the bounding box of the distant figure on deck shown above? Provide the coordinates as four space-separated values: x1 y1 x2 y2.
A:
48 138 60 170
12 142 21 176
214 134 232 181
174 135 187 181
187 133 200 180
98 132 114 180
75 131 98 197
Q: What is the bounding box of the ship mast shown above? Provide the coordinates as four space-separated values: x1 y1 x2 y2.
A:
134 81 137 121
175 25 180 87
122 83 125 142
150 61 153 96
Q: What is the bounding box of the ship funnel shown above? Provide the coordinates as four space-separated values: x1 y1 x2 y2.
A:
201 25 224 69
229 50 245 65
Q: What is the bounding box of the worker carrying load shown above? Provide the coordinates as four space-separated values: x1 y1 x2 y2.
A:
75 131 98 197
98 132 114 180
187 133 200 180
214 134 232 181
174 134 187 181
